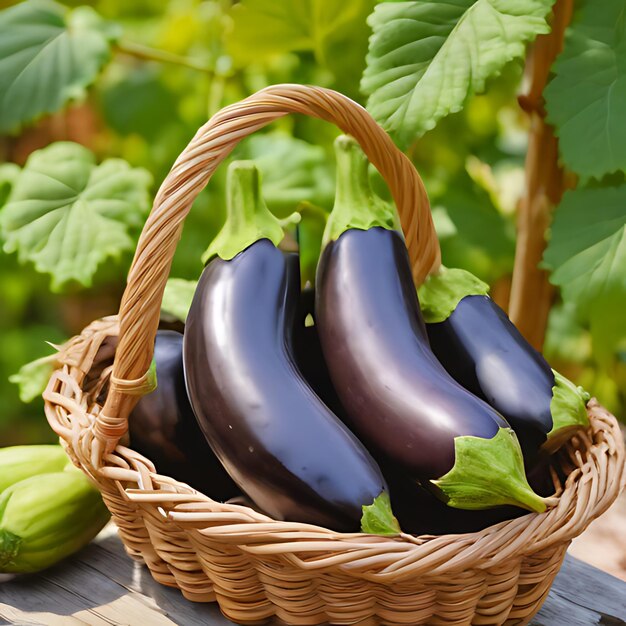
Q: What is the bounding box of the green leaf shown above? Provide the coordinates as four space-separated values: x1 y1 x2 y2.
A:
162 278 197 323
0 142 152 292
362 0 555 146
589 290 626 367
543 185 626 316
0 1 120 134
9 354 56 404
228 0 375 96
98 66 179 143
238 132 334 217
361 492 401 535
545 0 626 179
433 171 516 283
0 164 20 208
543 303 591 365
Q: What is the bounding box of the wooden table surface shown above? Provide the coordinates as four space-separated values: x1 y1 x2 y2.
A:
1 524 625 626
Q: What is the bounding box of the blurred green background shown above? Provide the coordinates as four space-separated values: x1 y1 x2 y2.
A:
0 0 624 445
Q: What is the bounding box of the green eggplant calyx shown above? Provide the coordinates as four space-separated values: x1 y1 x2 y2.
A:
322 135 397 249
202 161 292 264
432 427 549 513
418 267 490 323
0 530 22 570
544 371 590 451
361 492 401 536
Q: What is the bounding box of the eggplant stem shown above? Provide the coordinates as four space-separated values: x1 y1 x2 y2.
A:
322 136 397 248
202 162 285 263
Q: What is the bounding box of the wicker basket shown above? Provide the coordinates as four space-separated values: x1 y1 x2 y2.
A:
44 85 625 626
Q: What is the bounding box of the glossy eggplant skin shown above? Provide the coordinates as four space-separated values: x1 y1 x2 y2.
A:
426 296 554 458
316 228 509 480
183 240 387 532
129 331 238 500
292 301 525 534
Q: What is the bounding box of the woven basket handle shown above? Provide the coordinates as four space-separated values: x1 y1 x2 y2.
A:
96 84 441 450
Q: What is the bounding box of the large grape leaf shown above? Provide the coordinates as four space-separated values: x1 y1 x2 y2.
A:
544 0 626 179
543 186 626 315
228 0 375 96
362 0 555 146
0 0 120 134
0 142 152 292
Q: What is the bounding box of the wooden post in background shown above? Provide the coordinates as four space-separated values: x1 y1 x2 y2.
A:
509 0 573 351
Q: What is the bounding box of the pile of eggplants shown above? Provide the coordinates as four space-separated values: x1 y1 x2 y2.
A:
125 136 590 535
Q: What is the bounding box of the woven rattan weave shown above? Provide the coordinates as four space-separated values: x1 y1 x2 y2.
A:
44 85 625 626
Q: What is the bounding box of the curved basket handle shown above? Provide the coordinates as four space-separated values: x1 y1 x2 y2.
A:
97 84 441 450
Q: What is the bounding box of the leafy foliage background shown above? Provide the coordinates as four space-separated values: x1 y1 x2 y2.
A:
0 0 624 444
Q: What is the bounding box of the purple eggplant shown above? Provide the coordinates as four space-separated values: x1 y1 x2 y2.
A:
183 161 387 532
315 136 548 513
419 270 590 456
129 330 238 500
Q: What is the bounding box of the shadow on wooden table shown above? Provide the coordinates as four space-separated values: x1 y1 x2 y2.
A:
0 524 234 626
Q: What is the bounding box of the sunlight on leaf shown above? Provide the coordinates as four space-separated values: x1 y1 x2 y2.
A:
9 354 57 403
543 185 626 318
228 0 374 95
362 0 555 146
0 142 152 291
545 0 626 179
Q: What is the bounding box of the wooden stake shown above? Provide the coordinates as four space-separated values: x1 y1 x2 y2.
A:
509 0 574 350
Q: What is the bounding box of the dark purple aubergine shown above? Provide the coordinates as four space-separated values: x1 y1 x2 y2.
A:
315 136 548 513
129 331 238 500
427 296 551 459
419 270 590 457
183 161 387 532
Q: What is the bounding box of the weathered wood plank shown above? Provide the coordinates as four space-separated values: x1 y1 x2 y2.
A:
1 525 625 626
0 525 234 626
548 554 626 620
